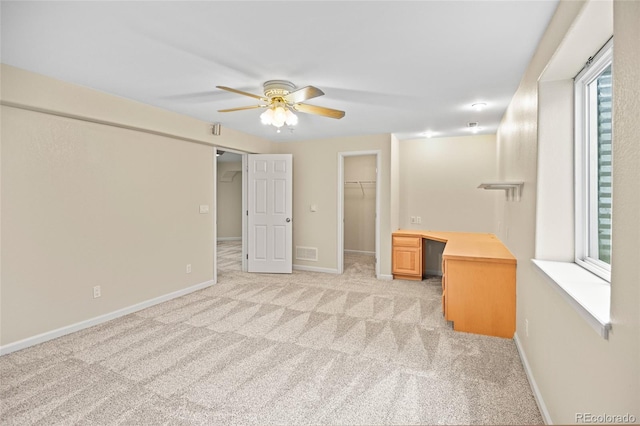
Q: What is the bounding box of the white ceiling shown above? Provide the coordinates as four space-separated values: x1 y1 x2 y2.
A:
1 1 558 142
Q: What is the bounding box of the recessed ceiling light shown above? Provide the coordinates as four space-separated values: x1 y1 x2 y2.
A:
423 131 435 138
472 102 487 111
467 122 481 133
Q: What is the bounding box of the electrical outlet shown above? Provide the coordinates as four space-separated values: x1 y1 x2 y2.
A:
416 216 422 224
93 285 101 298
525 319 529 337
186 264 192 274
410 216 416 224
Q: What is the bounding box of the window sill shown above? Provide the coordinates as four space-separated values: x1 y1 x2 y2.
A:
531 259 611 339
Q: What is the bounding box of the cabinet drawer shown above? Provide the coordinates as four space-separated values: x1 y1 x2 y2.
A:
393 236 421 248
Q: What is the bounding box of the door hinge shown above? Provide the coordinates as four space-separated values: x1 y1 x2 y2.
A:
246 254 249 260
246 210 249 216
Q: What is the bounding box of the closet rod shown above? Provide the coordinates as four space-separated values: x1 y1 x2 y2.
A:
344 180 376 197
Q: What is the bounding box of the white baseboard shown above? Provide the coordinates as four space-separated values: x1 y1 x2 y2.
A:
344 250 375 256
293 263 391 280
514 332 552 425
217 237 241 242
0 279 215 356
293 264 340 274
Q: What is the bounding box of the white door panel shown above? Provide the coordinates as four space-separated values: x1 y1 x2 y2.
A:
248 154 292 273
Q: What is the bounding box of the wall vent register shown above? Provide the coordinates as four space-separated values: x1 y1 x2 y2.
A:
296 246 318 261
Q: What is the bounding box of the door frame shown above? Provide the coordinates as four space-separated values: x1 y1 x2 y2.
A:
213 147 249 285
337 150 381 278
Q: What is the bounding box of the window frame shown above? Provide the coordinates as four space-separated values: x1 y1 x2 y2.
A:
574 38 613 282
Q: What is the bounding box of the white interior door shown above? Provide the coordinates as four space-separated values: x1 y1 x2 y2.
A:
248 154 293 273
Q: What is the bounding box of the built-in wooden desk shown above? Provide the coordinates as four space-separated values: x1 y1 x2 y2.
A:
392 230 516 338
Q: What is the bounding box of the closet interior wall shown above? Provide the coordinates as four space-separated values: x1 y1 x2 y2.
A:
344 155 376 254
216 154 243 241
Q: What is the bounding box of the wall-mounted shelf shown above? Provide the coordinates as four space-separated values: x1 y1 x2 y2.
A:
478 182 524 201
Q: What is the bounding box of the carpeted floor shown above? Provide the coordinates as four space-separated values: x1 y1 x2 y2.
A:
0 241 542 425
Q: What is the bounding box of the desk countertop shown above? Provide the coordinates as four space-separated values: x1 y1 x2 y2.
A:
393 230 516 264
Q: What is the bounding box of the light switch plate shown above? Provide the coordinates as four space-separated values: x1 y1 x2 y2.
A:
199 205 209 214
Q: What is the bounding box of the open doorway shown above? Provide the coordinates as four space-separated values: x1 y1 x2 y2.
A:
337 151 381 278
215 150 245 279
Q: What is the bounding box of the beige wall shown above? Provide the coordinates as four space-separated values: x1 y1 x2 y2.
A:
0 65 273 347
390 135 400 234
398 135 498 233
496 0 639 422
344 155 376 253
216 161 243 240
274 135 392 275
0 65 270 155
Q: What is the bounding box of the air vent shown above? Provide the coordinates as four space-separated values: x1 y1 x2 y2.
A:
296 246 318 261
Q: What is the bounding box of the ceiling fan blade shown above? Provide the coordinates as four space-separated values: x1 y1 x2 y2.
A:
216 86 267 101
283 86 324 104
293 103 345 119
218 105 266 113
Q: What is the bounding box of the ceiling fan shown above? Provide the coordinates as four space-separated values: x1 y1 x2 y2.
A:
216 80 345 128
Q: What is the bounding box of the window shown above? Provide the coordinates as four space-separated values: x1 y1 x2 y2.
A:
575 39 613 281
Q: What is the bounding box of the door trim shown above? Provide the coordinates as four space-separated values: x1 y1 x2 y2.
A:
337 150 381 278
214 147 249 282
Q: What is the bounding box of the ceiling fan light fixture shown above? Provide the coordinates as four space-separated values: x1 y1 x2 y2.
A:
273 106 287 123
285 109 298 126
260 108 274 125
260 105 298 128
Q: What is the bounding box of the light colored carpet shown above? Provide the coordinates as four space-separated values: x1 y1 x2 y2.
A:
0 241 542 425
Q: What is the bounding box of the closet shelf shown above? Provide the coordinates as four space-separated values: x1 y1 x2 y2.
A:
478 182 524 201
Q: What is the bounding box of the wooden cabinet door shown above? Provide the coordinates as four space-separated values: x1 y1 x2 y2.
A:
392 236 422 280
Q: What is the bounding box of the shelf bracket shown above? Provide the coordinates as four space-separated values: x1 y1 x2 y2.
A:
478 182 524 201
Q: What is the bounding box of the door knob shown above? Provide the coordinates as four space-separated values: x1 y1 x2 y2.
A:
286 218 291 223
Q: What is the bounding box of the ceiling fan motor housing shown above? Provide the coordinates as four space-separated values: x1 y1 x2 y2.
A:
263 80 296 100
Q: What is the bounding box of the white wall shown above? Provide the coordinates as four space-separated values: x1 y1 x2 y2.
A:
0 65 273 348
495 0 639 422
274 135 392 275
216 161 242 240
344 155 376 253
398 134 498 232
